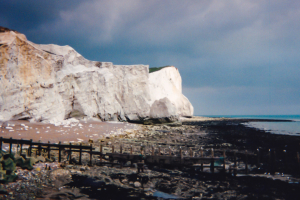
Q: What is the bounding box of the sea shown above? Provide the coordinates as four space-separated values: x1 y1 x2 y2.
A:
201 115 300 136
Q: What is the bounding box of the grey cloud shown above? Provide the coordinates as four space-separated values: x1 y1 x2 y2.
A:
1 0 300 115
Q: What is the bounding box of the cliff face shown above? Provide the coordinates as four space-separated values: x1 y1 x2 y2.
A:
0 27 193 123
149 66 194 119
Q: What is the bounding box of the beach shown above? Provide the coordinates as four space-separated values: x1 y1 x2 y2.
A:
0 119 140 144
1 117 300 199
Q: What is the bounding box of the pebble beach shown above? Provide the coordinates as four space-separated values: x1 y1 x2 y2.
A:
0 117 300 199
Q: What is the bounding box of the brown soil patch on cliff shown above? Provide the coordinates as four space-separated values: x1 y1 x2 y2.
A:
0 26 20 33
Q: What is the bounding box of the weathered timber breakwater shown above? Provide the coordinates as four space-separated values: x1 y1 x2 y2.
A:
1 117 300 199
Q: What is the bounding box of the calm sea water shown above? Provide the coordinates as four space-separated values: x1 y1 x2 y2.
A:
201 115 300 136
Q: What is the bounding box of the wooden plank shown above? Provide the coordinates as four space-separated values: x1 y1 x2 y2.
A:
89 144 93 166
223 150 226 171
100 144 103 163
184 157 219 161
234 151 237 176
29 139 32 157
38 141 41 156
58 141 62 162
65 149 96 153
201 147 203 172
245 150 248 174
211 158 214 173
9 137 12 154
20 139 23 155
0 137 91 149
69 143 72 164
79 143 82 165
47 141 50 159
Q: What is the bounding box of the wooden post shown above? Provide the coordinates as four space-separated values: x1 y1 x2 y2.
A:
210 147 215 173
189 148 193 157
268 149 271 173
272 149 276 175
152 146 154 156
29 139 32 157
100 144 103 163
179 147 182 166
201 147 204 172
58 141 62 162
257 148 260 167
129 145 133 167
234 151 237 176
223 150 226 172
0 137 2 151
9 137 12 154
112 145 114 153
79 143 82 165
38 140 41 156
69 143 72 164
20 139 23 156
284 149 287 172
211 158 214 173
48 141 51 159
245 150 248 174
120 144 122 154
90 144 93 166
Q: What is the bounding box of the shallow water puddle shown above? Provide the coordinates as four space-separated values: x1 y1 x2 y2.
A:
152 191 181 199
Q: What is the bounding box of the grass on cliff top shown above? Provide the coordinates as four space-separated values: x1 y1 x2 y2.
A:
149 65 171 73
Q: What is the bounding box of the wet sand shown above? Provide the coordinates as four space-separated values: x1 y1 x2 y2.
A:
0 119 140 144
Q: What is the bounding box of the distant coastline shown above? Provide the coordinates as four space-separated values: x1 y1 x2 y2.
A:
197 115 300 136
199 115 300 120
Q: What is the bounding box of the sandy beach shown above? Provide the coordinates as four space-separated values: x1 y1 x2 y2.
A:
0 119 140 144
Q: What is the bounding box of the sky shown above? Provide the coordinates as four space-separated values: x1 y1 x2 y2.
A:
1 0 300 115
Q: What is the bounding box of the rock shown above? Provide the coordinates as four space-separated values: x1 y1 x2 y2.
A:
166 121 183 127
50 169 71 180
0 27 193 123
134 181 142 188
36 155 46 162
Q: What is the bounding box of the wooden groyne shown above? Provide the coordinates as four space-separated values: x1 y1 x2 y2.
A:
1 137 300 175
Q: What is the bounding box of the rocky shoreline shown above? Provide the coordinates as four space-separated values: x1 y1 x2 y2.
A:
1 117 300 199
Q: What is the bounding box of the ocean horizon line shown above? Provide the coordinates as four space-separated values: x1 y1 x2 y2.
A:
194 114 300 120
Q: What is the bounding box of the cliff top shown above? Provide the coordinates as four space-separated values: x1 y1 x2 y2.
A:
0 26 20 33
149 65 173 73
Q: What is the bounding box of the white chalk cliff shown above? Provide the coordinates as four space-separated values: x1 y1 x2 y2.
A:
0 27 193 123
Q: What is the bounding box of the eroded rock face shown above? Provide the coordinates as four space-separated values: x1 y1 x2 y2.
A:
0 30 65 122
149 66 194 118
0 27 193 123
